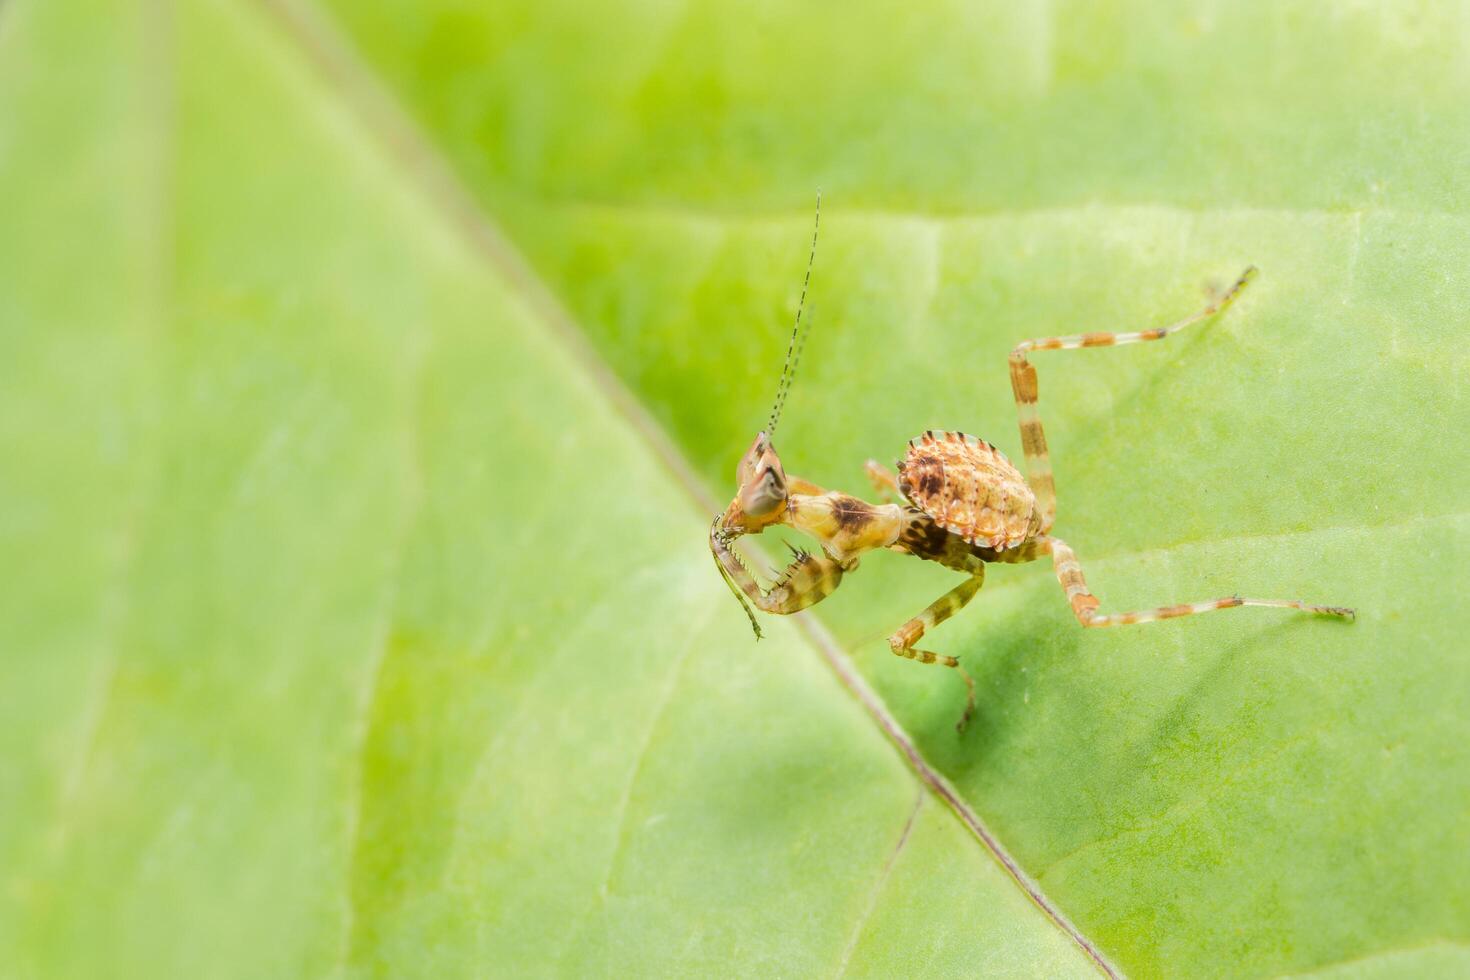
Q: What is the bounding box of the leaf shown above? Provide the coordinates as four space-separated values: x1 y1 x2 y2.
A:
310 0 1470 977
6 0 1469 977
1 0 1095 976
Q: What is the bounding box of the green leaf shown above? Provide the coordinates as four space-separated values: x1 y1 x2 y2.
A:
4 1 1467 978
1 0 1090 976
316 0 1470 977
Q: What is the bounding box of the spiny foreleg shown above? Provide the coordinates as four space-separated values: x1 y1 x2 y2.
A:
710 520 847 639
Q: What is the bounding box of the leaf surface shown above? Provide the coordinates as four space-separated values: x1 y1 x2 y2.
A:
0 0 1094 976
310 1 1470 977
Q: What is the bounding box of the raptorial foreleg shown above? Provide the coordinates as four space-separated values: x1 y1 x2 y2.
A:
710 520 847 639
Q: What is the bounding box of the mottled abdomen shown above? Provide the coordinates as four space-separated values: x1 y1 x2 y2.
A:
897 430 1042 551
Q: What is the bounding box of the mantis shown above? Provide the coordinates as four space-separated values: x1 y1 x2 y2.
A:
709 195 1354 731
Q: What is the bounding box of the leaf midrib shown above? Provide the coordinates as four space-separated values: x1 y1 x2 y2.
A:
252 0 1122 975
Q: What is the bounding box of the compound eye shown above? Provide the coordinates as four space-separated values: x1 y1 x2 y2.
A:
735 436 766 485
741 466 787 517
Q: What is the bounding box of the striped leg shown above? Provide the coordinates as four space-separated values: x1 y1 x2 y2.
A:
887 565 985 731
864 459 903 502
1008 267 1258 531
710 522 847 639
1047 536 1354 627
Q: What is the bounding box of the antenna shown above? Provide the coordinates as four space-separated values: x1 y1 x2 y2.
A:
766 191 821 436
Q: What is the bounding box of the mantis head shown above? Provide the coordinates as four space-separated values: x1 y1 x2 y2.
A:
719 431 789 536
709 192 821 637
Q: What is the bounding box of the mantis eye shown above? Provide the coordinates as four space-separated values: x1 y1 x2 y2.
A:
732 431 787 521
735 433 773 487
741 465 787 517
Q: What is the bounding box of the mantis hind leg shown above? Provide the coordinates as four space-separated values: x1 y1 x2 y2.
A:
1045 536 1354 626
1007 267 1257 531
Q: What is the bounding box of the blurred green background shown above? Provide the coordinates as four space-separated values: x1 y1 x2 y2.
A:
3 0 1469 976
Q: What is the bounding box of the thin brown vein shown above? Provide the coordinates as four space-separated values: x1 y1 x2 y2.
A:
597 602 712 909
792 612 1120 978
252 0 711 517
833 788 925 978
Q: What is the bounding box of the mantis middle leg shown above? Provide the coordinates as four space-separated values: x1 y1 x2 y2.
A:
888 559 985 732
1002 267 1352 622
864 459 903 502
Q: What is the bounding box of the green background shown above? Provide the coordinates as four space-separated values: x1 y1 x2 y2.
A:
3 0 1468 976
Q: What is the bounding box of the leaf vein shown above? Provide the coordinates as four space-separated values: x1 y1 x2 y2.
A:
520 196 1470 228
1037 734 1314 880
335 323 430 976
1272 938 1470 979
832 789 925 979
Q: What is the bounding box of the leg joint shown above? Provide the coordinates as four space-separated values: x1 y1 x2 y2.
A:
889 622 923 653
